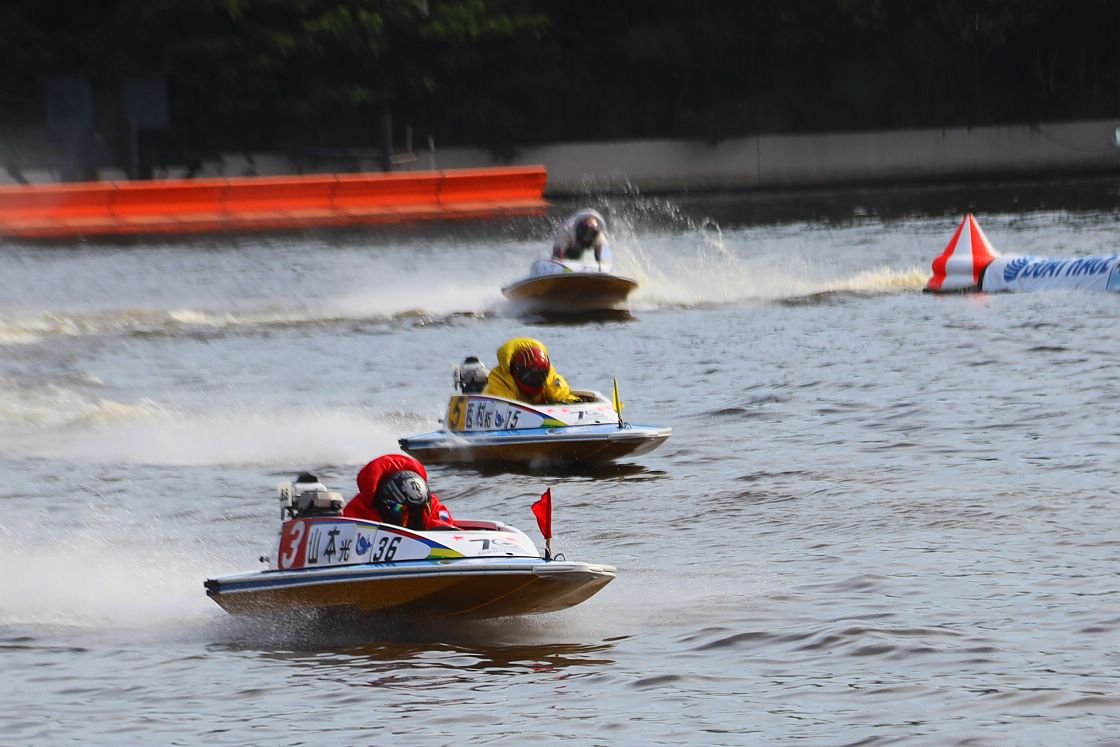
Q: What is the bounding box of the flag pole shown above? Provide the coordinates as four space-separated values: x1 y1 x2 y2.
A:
532 488 553 561
612 378 624 428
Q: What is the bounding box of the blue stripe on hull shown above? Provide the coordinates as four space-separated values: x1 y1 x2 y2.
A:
208 557 549 595
402 425 668 448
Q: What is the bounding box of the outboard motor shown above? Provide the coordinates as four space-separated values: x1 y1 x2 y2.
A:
278 472 344 519
454 355 489 393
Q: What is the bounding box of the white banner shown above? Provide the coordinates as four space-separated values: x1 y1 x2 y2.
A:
982 255 1120 293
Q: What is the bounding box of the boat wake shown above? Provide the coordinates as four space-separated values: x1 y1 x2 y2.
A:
0 300 500 346
0 389 407 466
0 204 930 345
0 522 218 631
629 262 927 310
565 196 928 309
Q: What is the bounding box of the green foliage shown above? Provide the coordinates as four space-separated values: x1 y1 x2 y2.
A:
0 0 1117 159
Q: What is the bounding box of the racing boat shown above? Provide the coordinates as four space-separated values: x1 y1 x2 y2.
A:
398 357 672 467
205 474 615 618
502 258 638 314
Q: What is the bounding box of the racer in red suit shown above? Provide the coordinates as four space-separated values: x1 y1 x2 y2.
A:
342 453 456 530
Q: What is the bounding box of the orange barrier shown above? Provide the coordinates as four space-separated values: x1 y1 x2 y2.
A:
0 166 548 239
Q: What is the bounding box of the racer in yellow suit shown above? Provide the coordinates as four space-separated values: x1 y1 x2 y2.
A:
482 337 580 405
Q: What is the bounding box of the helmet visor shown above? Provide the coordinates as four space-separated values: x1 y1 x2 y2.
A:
511 347 550 395
377 470 430 515
379 500 405 522
517 367 547 389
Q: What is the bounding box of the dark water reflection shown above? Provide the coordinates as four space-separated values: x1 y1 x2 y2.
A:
238 639 620 674
518 308 637 325
631 173 1120 228
446 459 663 480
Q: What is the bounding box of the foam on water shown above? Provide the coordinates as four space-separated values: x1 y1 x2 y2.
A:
592 198 929 306
321 278 503 321
0 393 405 466
0 510 222 630
0 380 149 429
0 208 930 346
0 235 527 344
0 497 324 643
0 288 503 344
831 265 928 293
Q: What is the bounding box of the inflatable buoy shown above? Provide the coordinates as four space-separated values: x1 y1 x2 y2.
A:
926 213 999 292
925 214 1120 293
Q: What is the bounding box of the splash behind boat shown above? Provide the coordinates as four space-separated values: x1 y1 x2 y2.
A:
204 475 615 619
502 259 638 314
398 358 671 467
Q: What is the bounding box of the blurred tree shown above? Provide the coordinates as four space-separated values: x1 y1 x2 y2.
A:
0 0 1117 163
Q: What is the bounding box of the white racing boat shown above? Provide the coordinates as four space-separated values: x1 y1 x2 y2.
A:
398 358 671 467
502 258 638 314
205 475 615 619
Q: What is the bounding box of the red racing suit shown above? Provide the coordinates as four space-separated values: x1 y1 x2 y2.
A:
342 453 456 530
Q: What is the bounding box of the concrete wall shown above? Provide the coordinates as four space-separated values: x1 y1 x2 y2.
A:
6 119 1119 193
420 119 1120 195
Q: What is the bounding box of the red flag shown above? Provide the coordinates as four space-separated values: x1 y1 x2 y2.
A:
531 488 552 539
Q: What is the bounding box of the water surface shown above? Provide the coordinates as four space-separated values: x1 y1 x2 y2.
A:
2 178 1118 745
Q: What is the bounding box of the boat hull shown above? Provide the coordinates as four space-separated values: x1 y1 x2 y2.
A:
399 423 671 466
205 558 616 618
502 272 638 313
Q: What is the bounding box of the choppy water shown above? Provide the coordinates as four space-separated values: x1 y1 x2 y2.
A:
2 179 1118 745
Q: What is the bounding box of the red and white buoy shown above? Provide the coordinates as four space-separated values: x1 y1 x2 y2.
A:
925 213 999 292
926 214 1120 293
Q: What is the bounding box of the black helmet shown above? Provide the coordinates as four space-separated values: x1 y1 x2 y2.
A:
575 215 601 248
376 470 430 517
